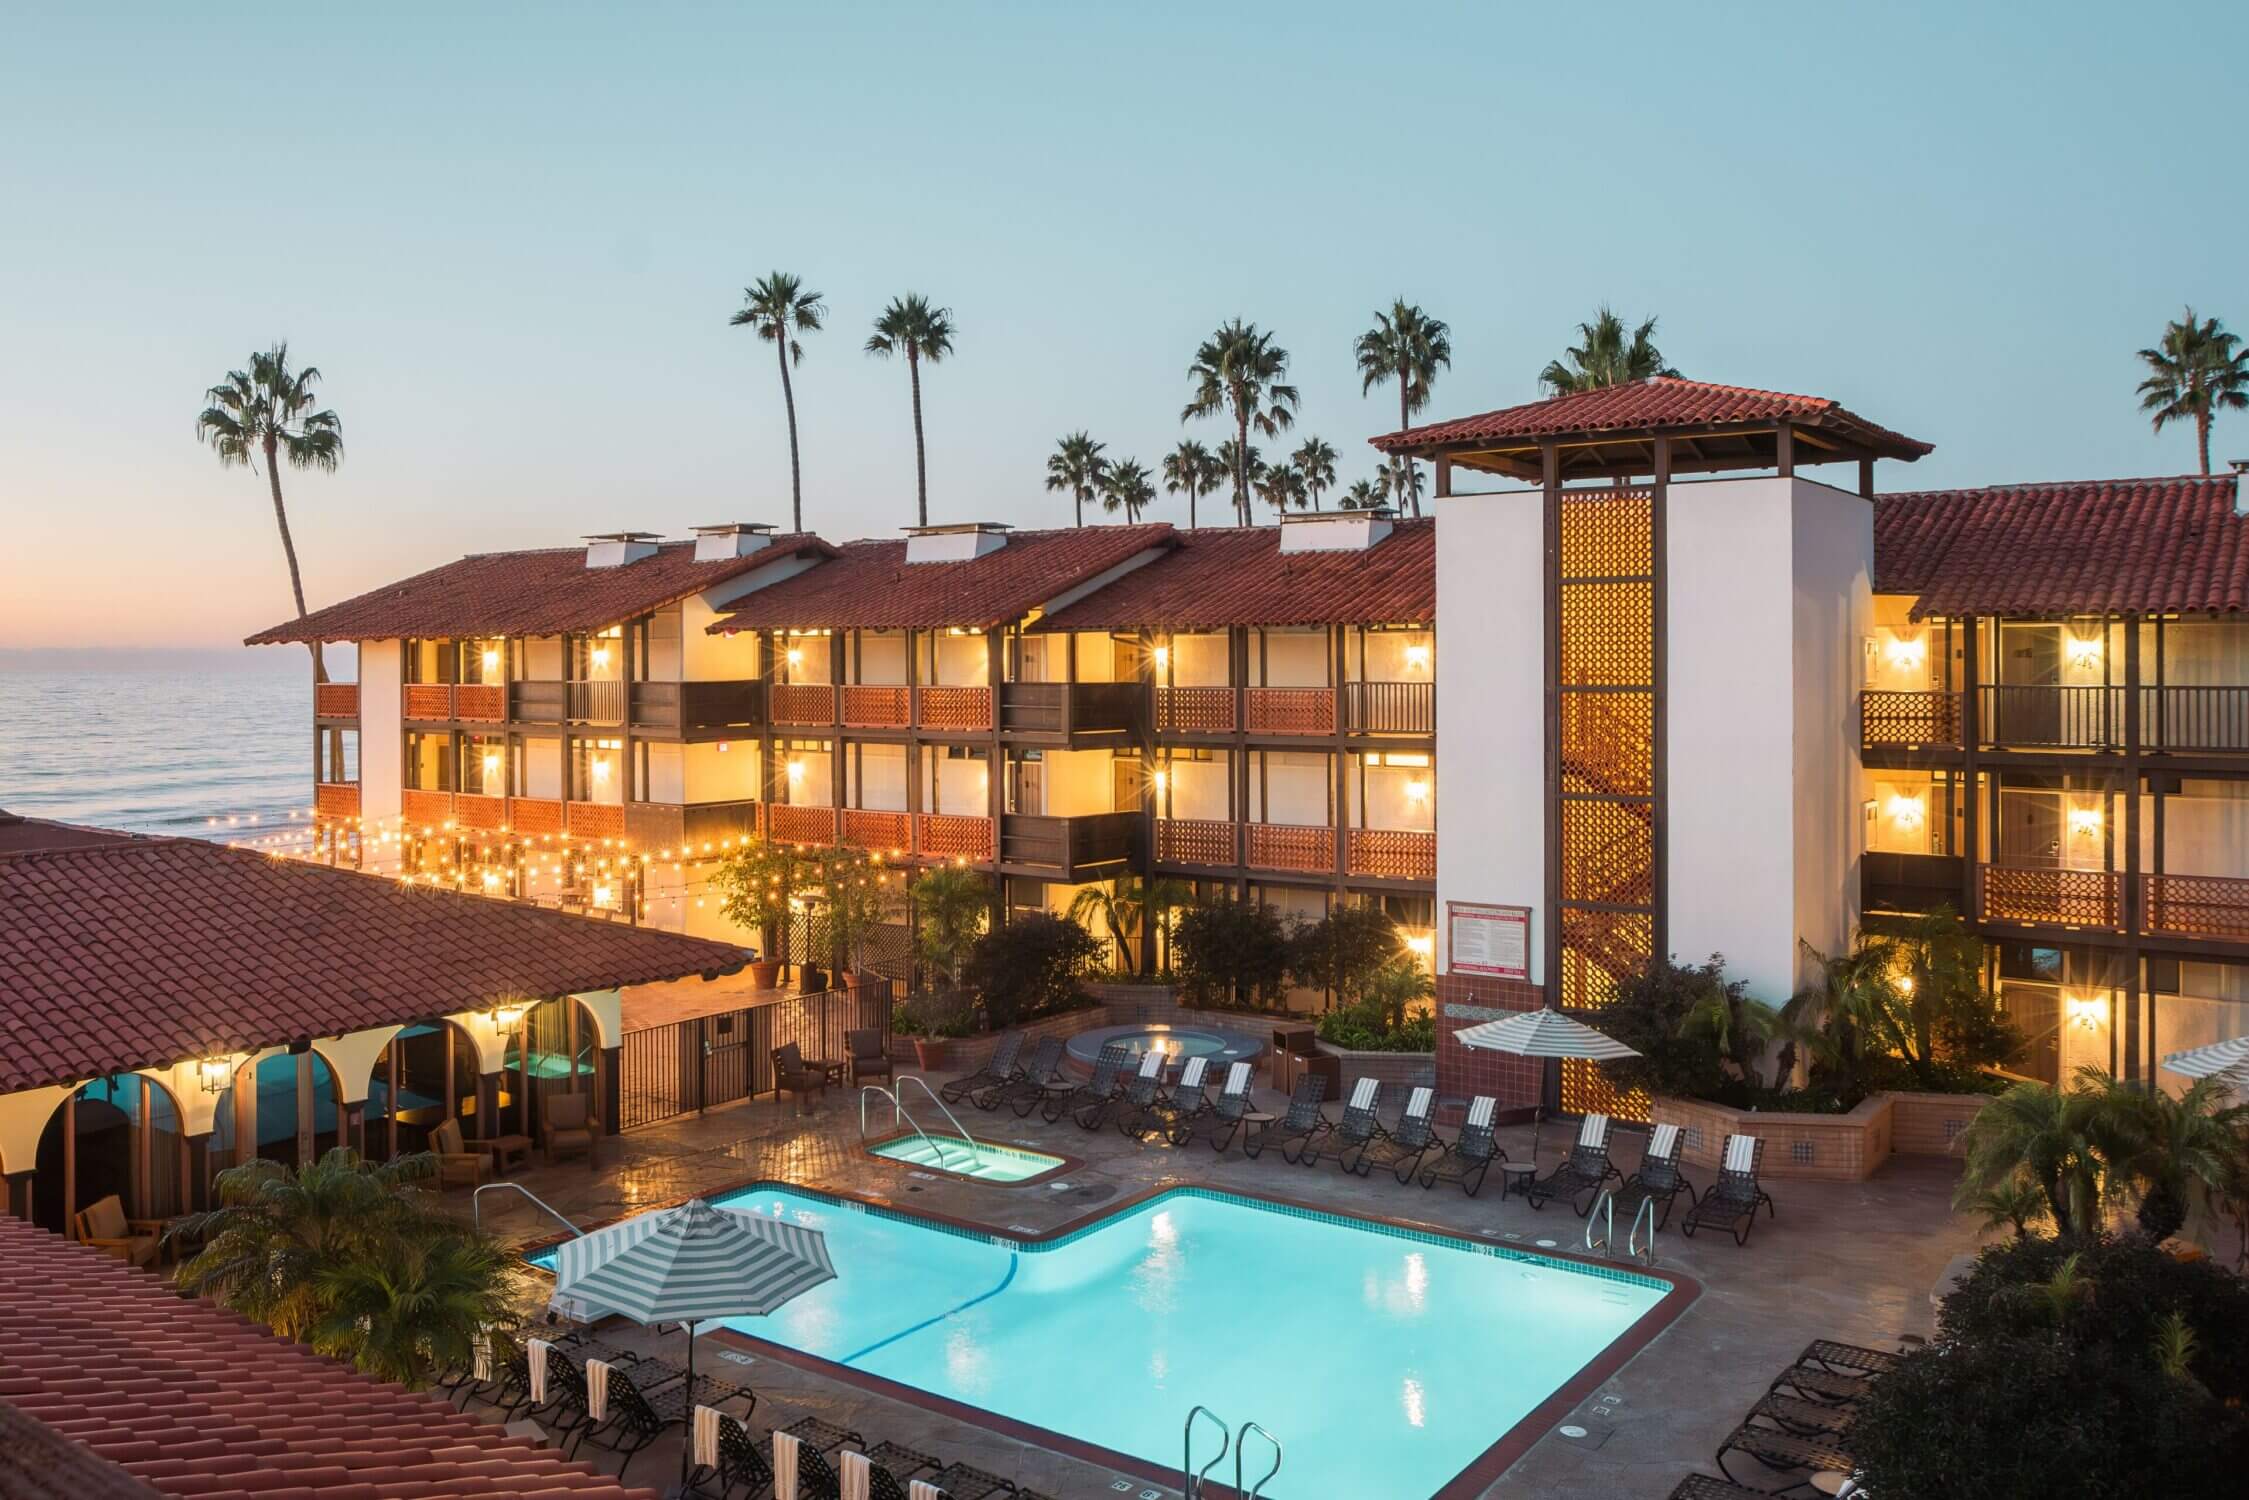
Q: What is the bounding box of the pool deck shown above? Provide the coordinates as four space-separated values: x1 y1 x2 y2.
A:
469 1071 1988 1498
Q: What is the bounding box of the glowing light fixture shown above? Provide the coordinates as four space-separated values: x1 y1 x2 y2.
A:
786 759 806 781
1882 633 1926 670
196 1056 231 1095
591 756 611 782
786 647 804 668
1895 973 1916 996
1153 645 1170 669
1885 793 1925 829
2066 634 2104 670
1404 642 1431 671
488 999 529 1030
480 647 500 672
1405 778 1430 801
590 645 611 670
2065 992 2106 1030
2068 804 2104 839
1404 933 1434 958
592 883 616 907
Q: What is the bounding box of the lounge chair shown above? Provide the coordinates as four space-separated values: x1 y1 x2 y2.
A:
1666 1478 1790 1500
1619 1122 1697 1230
74 1194 163 1267
430 1118 489 1190
574 1358 755 1483
1418 1095 1503 1195
920 1460 1020 1500
1679 1134 1776 1245
1746 1391 1854 1438
1246 1074 1330 1162
1104 1048 1168 1134
1180 1061 1258 1152
1043 1041 1132 1125
1359 1086 1443 1183
1315 1077 1386 1174
845 1027 894 1086
1792 1338 1906 1379
1525 1112 1623 1216
773 1041 833 1114
994 1036 1067 1117
1142 1055 1211 1144
1769 1362 1877 1407
542 1091 601 1168
841 1445 942 1500
939 1032 1022 1107
701 1406 771 1500
1714 1419 1855 1491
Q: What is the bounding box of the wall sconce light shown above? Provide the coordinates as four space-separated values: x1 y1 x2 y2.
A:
592 883 616 908
2068 804 2104 839
1404 933 1434 958
196 1056 232 1095
481 648 500 673
488 999 529 1031
2065 993 2105 1030
483 752 501 777
786 759 806 781
590 645 612 670
786 647 804 668
1152 769 1168 793
1885 793 1925 829
2066 634 2104 670
481 870 502 891
1404 643 1432 672
1152 645 1170 669
1405 778 1431 801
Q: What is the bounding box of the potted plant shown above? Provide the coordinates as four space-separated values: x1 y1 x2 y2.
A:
707 837 810 988
810 846 903 991
894 988 975 1070
901 867 994 1067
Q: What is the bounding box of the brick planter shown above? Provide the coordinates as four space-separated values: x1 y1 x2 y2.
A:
1651 1089 1993 1182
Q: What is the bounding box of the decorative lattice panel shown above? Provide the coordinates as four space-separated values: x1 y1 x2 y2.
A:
916 813 993 862
1157 818 1238 866
1347 828 1436 881
1561 1057 1648 1121
914 687 993 732
1558 582 1655 687
1559 693 1654 798
1860 689 1960 748
1558 490 1652 576
1559 800 1653 906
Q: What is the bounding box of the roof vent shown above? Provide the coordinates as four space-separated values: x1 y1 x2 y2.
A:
584 532 661 569
691 522 777 562
904 522 1011 564
1277 508 1394 554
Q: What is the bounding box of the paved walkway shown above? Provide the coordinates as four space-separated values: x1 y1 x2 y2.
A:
466 1072 1988 1499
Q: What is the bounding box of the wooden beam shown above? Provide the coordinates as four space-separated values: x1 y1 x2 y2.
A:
1775 424 1796 477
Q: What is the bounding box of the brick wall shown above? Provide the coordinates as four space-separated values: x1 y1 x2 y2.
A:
1888 1091 1991 1157
1651 1089 1987 1182
1434 971 1546 1114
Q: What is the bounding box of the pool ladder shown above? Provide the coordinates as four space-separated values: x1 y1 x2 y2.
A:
859 1074 984 1176
1182 1406 1281 1500
1585 1186 1659 1266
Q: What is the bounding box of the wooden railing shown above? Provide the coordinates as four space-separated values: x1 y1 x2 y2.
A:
768 802 839 845
565 800 626 840
841 808 914 852
914 685 993 732
402 684 453 720
401 787 453 827
510 680 566 724
916 812 994 862
1979 863 2122 928
842 685 912 728
625 799 762 853
454 683 505 723
771 683 838 726
999 682 1141 736
313 781 360 818
1000 811 1137 875
1154 686 1236 734
2141 686 2249 753
2143 872 2249 942
1978 685 2125 749
1247 821 1334 873
565 679 625 725
1347 828 1435 880
1155 817 1237 866
1245 687 1336 736
313 682 359 718
1340 681 1434 735
508 796 565 836
453 792 507 831
1861 689 1960 749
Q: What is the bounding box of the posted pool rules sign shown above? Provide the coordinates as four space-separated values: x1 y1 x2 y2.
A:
1447 901 1531 982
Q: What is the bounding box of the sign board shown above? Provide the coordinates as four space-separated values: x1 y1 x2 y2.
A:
1447 901 1531 982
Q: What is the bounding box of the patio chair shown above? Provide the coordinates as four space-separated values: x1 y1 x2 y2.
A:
1791 1338 1906 1379
1141 1055 1211 1144
1769 1362 1879 1407
846 1028 895 1086
1745 1391 1854 1439
700 1407 770 1500
939 1031 1021 1107
1619 1122 1698 1230
1106 1048 1169 1135
1525 1112 1623 1216
1180 1060 1258 1152
541 1091 601 1168
1679 1134 1776 1245
1314 1077 1386 1174
994 1036 1068 1117
524 1343 596 1450
773 1041 831 1114
572 1358 754 1483
1042 1041 1132 1125
842 1444 943 1500
429 1118 489 1190
1666 1478 1792 1500
73 1195 163 1268
1418 1095 1503 1195
1247 1074 1330 1162
1714 1419 1855 1491
1359 1086 1444 1183
920 1460 1021 1500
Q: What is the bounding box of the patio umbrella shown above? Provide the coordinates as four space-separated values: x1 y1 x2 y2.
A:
1454 1007 1639 1157
551 1197 835 1491
2161 1033 2249 1084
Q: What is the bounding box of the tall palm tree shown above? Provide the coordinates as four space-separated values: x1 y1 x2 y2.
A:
1339 477 1386 510
865 293 957 527
2136 307 2249 475
1539 305 1679 396
1045 431 1107 527
1183 320 1300 525
729 273 825 531
1292 437 1338 508
1067 874 1190 974
1162 439 1221 529
1255 461 1307 516
1099 457 1155 522
1218 438 1265 513
196 343 343 682
2079 1069 2246 1242
1954 1078 2107 1236
1355 300 1452 517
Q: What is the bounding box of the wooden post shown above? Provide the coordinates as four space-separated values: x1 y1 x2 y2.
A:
1434 457 1452 500
1651 436 1671 964
1774 425 1796 477
1858 458 1875 499
61 1094 76 1238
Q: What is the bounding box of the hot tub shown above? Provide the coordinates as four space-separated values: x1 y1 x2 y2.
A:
1063 1022 1264 1081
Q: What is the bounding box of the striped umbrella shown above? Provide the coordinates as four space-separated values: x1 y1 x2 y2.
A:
2161 1034 2249 1084
1455 1007 1639 1157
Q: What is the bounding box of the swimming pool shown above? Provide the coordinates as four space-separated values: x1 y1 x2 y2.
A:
535 1184 1689 1496
863 1132 1065 1183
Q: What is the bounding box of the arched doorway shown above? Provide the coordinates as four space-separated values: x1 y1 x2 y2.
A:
31 1075 185 1236
209 1051 342 1172
504 996 604 1142
366 1020 482 1157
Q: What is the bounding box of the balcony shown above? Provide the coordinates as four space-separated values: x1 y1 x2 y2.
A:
1155 686 1236 734
917 812 994 862
842 685 912 729
626 799 761 852
999 683 1141 739
1000 811 1138 878
914 685 993 732
1861 690 1960 750
841 807 914 852
630 680 763 734
402 684 454 721
768 802 840 845
401 787 453 827
1247 822 1334 874
1978 686 2125 750
508 796 564 836
1978 862 2122 929
1347 828 1435 881
2142 686 2249 753
2144 871 2249 942
510 680 565 724
1340 682 1435 735
565 680 625 725
313 781 360 818
565 800 626 840
401 683 505 722
1155 817 1238 867
771 683 839 727
314 682 359 719
453 792 507 831
1245 687 1335 736
1862 852 1966 915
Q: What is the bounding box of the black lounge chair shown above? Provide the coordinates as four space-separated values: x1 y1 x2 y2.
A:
1770 1362 1877 1407
922 1460 1017 1500
841 1444 943 1500
1358 1085 1444 1183
1679 1134 1776 1245
1136 1054 1212 1143
1315 1076 1386 1174
1179 1061 1259 1152
1620 1122 1699 1230
1525 1111 1623 1216
1418 1095 1503 1194
1248 1074 1330 1162
941 1032 1024 1108
1747 1391 1854 1439
1044 1041 1133 1124
697 1407 770 1500
571 1358 755 1483
1714 1420 1855 1491
1793 1338 1906 1378
1666 1478 1789 1500
1101 1047 1169 1133
994 1036 1067 1117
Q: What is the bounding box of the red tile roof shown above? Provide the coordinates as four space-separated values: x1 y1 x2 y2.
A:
1874 475 2249 617
0 1216 656 1499
1035 520 1436 630
1371 376 1931 459
246 535 833 644
707 525 1177 632
0 820 746 1092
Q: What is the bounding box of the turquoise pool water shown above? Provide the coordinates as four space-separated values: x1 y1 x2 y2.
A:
865 1133 1061 1182
537 1185 1672 1496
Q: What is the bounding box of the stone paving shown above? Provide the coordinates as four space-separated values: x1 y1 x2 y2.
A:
464 1071 1988 1499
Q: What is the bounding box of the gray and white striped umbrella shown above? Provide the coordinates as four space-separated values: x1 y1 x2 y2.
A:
2161 1034 2249 1084
1455 1007 1639 1061
551 1197 835 1324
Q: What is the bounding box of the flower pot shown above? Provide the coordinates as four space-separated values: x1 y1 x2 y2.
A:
749 958 784 990
912 1036 950 1070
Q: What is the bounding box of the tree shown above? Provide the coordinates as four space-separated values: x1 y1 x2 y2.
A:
1355 299 1451 516
2136 307 2249 474
1597 955 1744 1105
1254 461 1307 516
1291 437 1338 508
730 273 825 530
1183 320 1300 525
809 845 903 976
1171 895 1291 1008
909 865 991 985
196 343 344 683
1045 431 1107 527
1098 456 1155 522
1339 477 1386 510
1955 1077 2108 1236
709 837 815 966
865 293 956 527
962 912 1100 1026
1287 904 1402 1006
1538 305 1679 396
312 1228 516 1389
1162 439 1224 530
1066 873 1188 975
2079 1071 2246 1242
1218 438 1264 506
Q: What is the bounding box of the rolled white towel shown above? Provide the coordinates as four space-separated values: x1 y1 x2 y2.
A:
909 1483 944 1500
691 1404 725 1470
584 1358 611 1422
526 1337 552 1406
841 1449 873 1500
773 1428 801 1500
471 1329 493 1384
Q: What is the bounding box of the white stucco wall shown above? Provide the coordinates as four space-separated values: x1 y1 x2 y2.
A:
358 639 404 870
1791 477 1870 977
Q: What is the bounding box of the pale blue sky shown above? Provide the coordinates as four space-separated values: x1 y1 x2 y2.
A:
3 1 2244 646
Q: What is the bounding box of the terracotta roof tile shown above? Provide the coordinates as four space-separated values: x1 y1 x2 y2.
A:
1035 520 1434 630
1873 475 2248 616
246 536 833 645
1372 376 1930 459
707 525 1177 632
0 820 746 1091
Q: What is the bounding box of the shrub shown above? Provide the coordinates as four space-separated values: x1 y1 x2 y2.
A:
1317 1002 1436 1052
962 912 1101 1027
909 866 991 984
1170 895 1291 1010
1287 904 1402 1006
1595 956 1741 1105
707 837 814 961
894 986 978 1039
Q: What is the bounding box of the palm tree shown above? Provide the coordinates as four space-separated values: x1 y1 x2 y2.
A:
1255 461 1307 516
1955 1078 2107 1236
1045 431 1107 527
1355 300 1452 517
2136 307 2249 474
909 866 991 986
1218 438 1265 509
730 273 826 531
1099 457 1155 522
1292 437 1339 508
1067 874 1190 974
1163 440 1222 529
311 1227 514 1389
1339 478 1386 510
865 294 957 527
2079 1070 2246 1242
1539 305 1680 396
1183 320 1300 525
196 344 343 682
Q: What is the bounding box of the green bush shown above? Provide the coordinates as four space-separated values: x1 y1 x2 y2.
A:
1170 895 1291 1010
961 912 1101 1027
1286 904 1401 1005
894 987 978 1039
1595 956 1743 1105
1317 1002 1436 1052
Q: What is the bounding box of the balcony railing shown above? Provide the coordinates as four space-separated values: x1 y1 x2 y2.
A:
402 684 453 721
1862 852 1966 915
626 799 762 852
314 682 359 719
508 796 564 836
1245 687 1336 736
1000 811 1138 877
2143 871 2249 942
771 683 839 727
313 781 360 818
401 787 453 827
916 812 995 862
2141 686 2249 753
629 680 765 734
1978 685 2126 750
453 791 507 831
510 680 565 724
914 685 993 732
455 683 505 723
999 682 1141 737
1155 686 1236 734
1978 862 2122 928
842 685 912 729
566 679 625 725
1155 817 1238 866
1347 827 1435 881
768 802 840 845
565 800 626 840
841 807 914 852
1247 821 1335 873
1340 681 1434 735
1861 689 1960 749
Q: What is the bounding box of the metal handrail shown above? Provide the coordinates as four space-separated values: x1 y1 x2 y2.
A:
1183 1405 1229 1500
896 1072 982 1156
472 1181 585 1240
1585 1188 1615 1253
859 1084 956 1174
1626 1194 1658 1265
1236 1419 1282 1500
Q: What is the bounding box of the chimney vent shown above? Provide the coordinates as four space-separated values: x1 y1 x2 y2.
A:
691 523 777 562
1277 508 1395 554
584 532 661 569
904 522 1011 564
